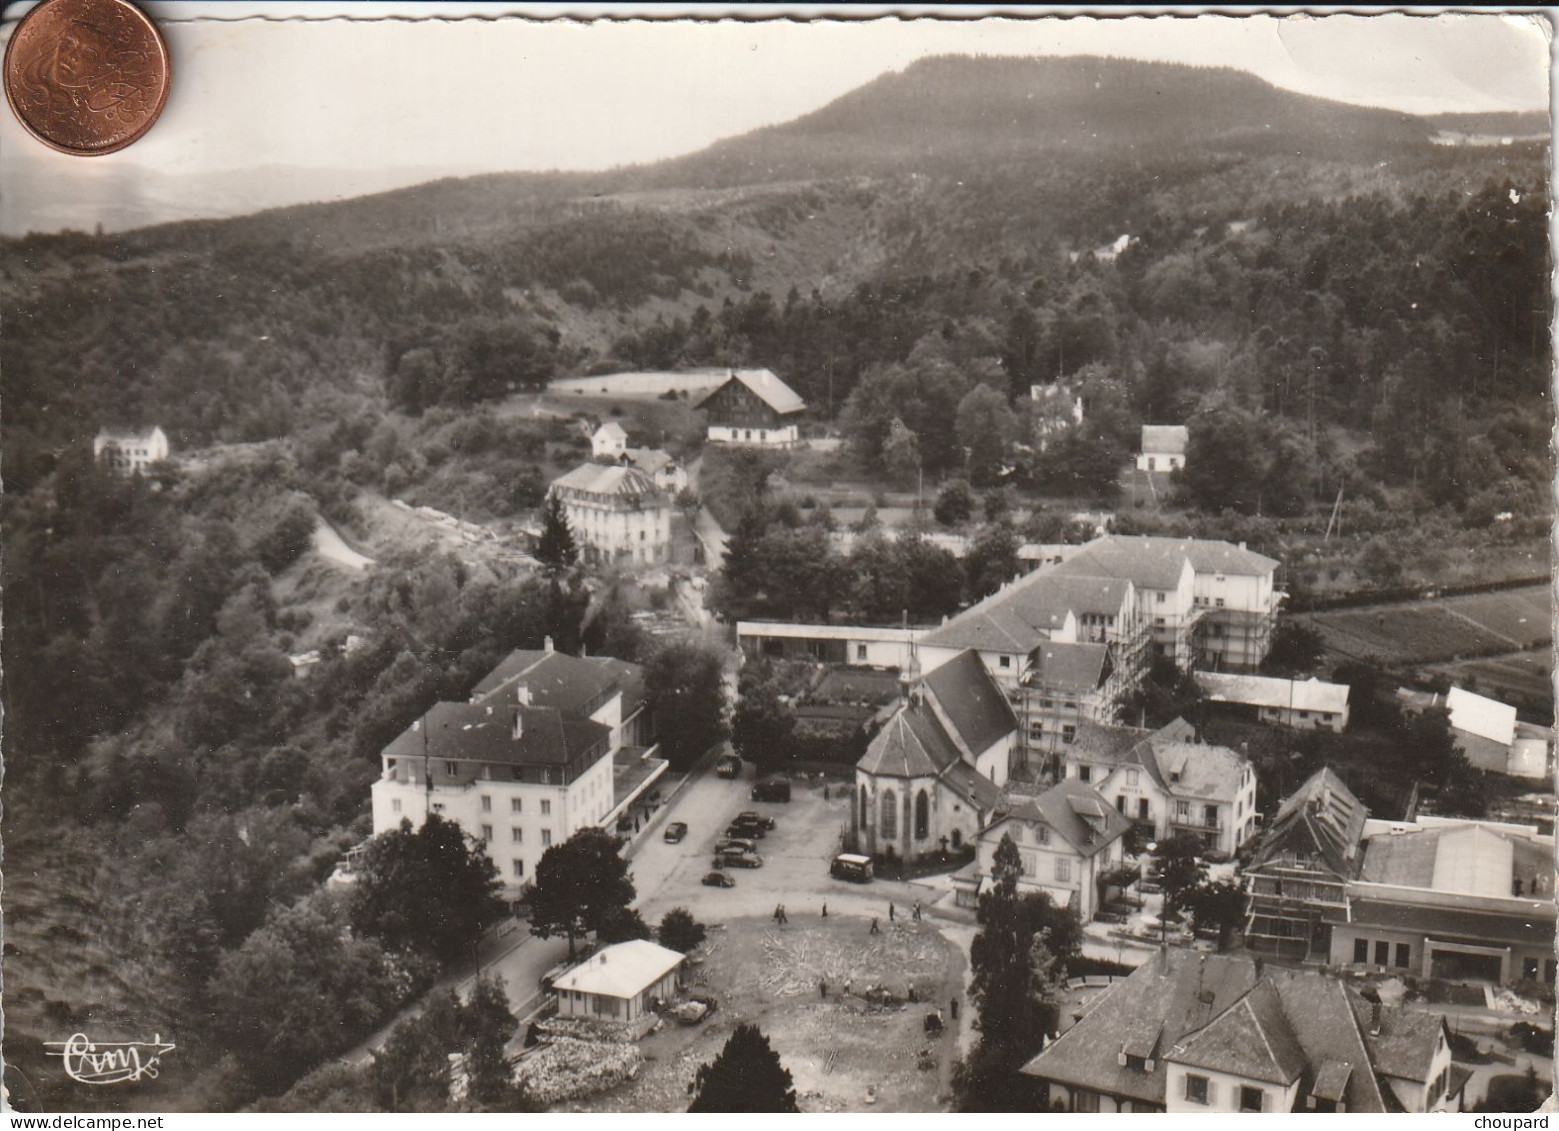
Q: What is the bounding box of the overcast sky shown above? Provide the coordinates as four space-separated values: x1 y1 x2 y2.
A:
0 6 1550 227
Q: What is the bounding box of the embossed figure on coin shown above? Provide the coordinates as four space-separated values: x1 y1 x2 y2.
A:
4 0 169 155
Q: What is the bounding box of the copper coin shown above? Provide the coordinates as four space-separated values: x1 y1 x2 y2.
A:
4 0 169 156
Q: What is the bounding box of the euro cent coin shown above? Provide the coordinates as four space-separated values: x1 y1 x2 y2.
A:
4 0 170 156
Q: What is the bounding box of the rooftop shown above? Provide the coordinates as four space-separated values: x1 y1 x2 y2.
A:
1446 685 1518 747
553 939 686 999
383 699 609 768
1247 767 1368 877
470 648 623 715
990 778 1133 858
1359 821 1554 899
922 649 1019 757
696 367 806 415
1197 672 1350 715
921 570 1130 653
551 462 667 504
1140 425 1189 455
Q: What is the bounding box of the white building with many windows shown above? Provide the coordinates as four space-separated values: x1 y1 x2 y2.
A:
94 425 169 474
370 641 655 896
549 462 672 566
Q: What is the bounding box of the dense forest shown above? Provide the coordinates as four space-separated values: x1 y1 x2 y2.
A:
0 53 1550 1110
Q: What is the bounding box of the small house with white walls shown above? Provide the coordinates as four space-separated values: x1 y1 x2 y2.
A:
552 939 685 1021
591 421 629 458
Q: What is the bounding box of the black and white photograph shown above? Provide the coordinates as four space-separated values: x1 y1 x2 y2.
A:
0 3 1553 1115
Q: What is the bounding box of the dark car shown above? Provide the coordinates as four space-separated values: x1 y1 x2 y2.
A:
725 821 766 840
715 754 742 779
663 821 688 843
736 811 777 831
715 850 763 868
701 871 736 888
715 837 758 855
751 777 791 803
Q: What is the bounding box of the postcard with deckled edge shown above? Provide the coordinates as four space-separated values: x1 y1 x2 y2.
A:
2 3 1554 1116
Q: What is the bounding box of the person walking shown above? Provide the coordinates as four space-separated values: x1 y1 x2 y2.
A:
773 904 783 926
950 997 960 1021
912 899 922 921
821 901 828 918
820 978 828 1000
778 904 789 925
889 901 896 922
869 917 881 936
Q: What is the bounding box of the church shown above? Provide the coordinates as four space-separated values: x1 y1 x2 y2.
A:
853 649 1017 861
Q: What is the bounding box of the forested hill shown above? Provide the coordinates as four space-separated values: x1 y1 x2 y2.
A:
641 55 1434 187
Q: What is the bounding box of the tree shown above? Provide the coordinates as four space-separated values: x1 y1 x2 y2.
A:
732 668 797 773
1262 620 1324 677
955 834 1049 1111
370 977 535 1112
1181 406 1267 514
658 907 707 953
688 1023 799 1113
518 828 636 957
595 905 652 944
882 418 923 487
350 815 507 965
643 641 729 771
1150 834 1208 927
536 493 578 575
956 384 1019 487
1178 880 1247 951
963 523 1023 602
899 535 965 622
934 479 974 526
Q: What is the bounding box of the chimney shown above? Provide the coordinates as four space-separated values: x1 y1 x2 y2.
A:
517 682 532 707
544 635 554 653
512 707 524 740
1370 1001 1382 1037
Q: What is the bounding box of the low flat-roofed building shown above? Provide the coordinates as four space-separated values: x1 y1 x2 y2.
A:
552 939 686 1022
1197 672 1350 732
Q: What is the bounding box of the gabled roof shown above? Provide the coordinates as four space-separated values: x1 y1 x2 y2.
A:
1025 952 1394 1112
1148 740 1249 803
1031 642 1108 691
1051 538 1193 592
623 447 677 475
991 778 1133 857
1197 672 1350 715
96 424 166 443
695 368 806 415
1247 768 1368 877
1169 979 1308 1085
1140 425 1188 455
922 649 1018 757
551 462 666 503
587 656 646 719
471 648 622 715
1364 1007 1446 1084
1087 534 1278 577
593 421 628 441
553 939 685 999
1358 822 1554 899
921 569 1130 653
856 704 959 779
944 760 1003 813
383 699 609 767
1446 686 1517 747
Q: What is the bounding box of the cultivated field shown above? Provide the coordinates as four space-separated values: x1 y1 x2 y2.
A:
1308 584 1552 666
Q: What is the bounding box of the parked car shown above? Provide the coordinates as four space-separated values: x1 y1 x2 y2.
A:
702 871 736 888
715 837 758 855
751 776 791 803
725 821 766 840
715 850 762 868
736 811 777 831
663 821 688 843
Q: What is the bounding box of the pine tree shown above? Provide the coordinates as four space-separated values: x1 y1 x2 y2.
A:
536 493 577 574
689 1023 799 1113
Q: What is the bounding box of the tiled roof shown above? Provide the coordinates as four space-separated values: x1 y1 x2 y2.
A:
383 699 609 767
623 447 676 475
97 425 164 443
551 462 666 503
944 760 1003 813
1151 740 1249 803
696 368 806 415
1051 538 1191 591
1169 979 1308 1085
922 649 1018 757
470 648 622 715
1025 952 1393 1112
921 570 1130 653
1141 425 1189 455
856 704 959 779
1086 534 1278 577
1247 768 1368 877
1032 642 1108 691
992 778 1133 857
588 656 646 719
1365 1007 1445 1083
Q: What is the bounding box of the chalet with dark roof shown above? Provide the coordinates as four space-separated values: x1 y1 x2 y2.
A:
1023 951 1463 1113
696 367 805 447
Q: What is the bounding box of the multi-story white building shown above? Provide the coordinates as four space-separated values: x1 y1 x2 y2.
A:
1060 717 1258 857
370 642 657 896
549 463 672 566
94 425 169 474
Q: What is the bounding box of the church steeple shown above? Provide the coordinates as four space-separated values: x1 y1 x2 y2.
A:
899 612 922 704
